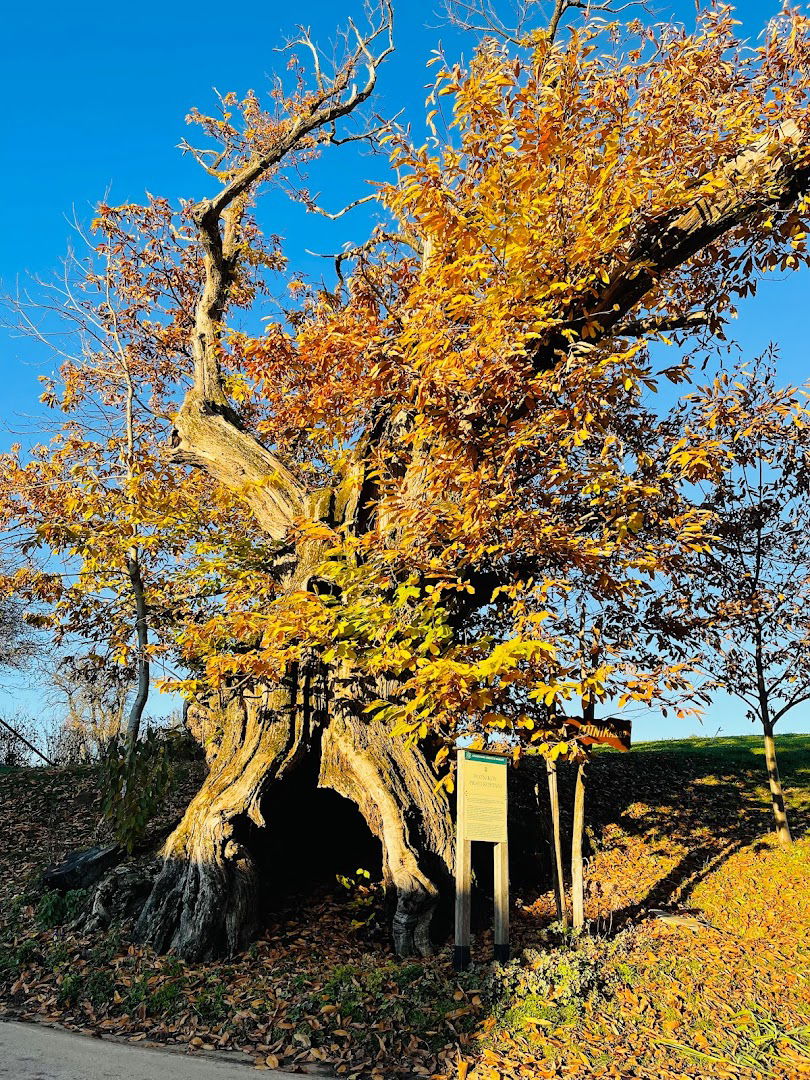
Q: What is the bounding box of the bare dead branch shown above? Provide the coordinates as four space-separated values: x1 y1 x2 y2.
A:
444 0 650 46
442 0 536 46
306 193 378 220
202 2 394 223
328 114 394 147
172 4 395 538
0 716 54 767
549 2 652 43
306 230 412 287
177 139 229 177
281 28 328 92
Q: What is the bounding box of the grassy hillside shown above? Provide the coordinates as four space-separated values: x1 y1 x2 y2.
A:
629 731 810 770
0 735 807 1079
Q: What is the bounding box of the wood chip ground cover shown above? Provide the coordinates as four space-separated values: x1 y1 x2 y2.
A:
0 735 807 1079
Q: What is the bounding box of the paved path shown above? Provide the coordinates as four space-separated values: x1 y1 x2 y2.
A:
0 1020 298 1079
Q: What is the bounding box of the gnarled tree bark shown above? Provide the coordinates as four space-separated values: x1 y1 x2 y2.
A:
137 660 454 960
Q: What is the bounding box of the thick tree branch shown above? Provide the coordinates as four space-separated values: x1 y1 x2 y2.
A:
529 121 810 374
615 311 709 338
171 4 394 539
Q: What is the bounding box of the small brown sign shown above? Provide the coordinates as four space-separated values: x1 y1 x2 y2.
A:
564 716 632 752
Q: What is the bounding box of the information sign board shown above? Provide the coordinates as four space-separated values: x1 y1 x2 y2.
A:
460 750 508 842
454 748 510 970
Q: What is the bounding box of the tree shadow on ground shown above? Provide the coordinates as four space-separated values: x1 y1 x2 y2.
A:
508 735 809 941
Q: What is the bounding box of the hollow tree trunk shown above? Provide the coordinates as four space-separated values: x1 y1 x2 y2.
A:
139 433 454 959
137 667 454 961
762 722 792 848
319 711 454 956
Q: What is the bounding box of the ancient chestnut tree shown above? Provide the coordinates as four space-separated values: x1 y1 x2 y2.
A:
5 2 810 958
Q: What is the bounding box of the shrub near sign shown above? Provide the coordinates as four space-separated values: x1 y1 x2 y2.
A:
454 749 509 970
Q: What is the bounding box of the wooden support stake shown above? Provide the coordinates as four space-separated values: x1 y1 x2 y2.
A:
493 839 509 963
571 760 587 931
454 751 472 972
0 716 54 767
546 758 567 927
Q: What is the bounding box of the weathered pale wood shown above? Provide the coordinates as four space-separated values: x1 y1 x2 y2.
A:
170 389 307 541
454 751 472 971
138 674 453 960
493 840 509 963
136 685 303 959
571 760 587 931
319 710 453 956
546 759 568 927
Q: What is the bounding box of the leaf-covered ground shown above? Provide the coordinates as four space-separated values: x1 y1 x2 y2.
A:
0 735 808 1078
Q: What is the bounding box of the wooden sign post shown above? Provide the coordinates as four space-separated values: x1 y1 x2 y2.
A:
454 748 510 971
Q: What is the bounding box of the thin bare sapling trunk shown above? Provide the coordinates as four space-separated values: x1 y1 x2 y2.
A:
762 721 792 847
756 629 793 846
121 298 149 753
126 548 149 751
571 634 597 931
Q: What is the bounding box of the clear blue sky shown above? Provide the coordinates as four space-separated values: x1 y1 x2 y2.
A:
1 1 808 739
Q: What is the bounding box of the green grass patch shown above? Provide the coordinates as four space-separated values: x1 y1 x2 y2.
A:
625 732 809 765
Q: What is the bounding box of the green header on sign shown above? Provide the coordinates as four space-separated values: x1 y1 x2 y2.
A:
464 751 508 764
